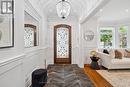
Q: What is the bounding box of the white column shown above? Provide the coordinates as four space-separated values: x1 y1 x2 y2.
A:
115 26 119 49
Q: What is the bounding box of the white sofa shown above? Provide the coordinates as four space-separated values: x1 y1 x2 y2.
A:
97 49 130 69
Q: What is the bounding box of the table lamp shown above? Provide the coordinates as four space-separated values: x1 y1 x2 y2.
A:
90 51 97 57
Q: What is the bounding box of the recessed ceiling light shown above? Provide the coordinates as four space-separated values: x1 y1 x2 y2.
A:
74 10 77 13
49 9 52 12
100 9 103 12
79 17 82 21
125 9 129 12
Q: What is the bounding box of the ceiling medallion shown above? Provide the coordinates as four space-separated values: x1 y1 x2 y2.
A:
56 0 71 19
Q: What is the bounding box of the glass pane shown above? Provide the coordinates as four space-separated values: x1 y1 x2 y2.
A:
119 26 128 48
24 27 34 47
56 28 69 58
99 27 113 48
2 2 7 13
7 2 12 13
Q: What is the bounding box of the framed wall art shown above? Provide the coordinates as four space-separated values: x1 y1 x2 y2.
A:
0 0 14 48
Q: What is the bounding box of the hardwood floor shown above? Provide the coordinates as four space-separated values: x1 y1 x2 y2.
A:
84 64 113 87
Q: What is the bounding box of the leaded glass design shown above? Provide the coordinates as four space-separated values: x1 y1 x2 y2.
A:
24 11 39 48
56 28 69 58
24 27 34 47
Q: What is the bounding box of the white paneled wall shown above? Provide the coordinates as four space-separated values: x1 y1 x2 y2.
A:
0 48 47 87
80 16 98 65
0 55 24 87
23 48 48 87
0 0 48 87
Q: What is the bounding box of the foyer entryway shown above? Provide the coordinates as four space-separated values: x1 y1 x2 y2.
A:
54 24 71 64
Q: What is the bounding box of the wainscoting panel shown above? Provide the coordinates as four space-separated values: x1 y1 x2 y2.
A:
0 48 47 87
23 48 47 87
72 47 80 66
0 55 24 87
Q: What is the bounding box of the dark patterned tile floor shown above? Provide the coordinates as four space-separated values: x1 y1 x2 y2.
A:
44 64 95 87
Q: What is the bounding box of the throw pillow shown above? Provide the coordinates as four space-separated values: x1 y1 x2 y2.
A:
109 49 115 58
115 50 122 59
103 49 109 54
124 49 130 58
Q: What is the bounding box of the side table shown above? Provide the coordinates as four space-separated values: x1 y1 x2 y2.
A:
90 57 100 70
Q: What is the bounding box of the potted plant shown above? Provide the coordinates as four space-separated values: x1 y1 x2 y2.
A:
100 34 112 48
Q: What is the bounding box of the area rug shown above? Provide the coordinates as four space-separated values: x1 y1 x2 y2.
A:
96 70 130 87
44 64 95 87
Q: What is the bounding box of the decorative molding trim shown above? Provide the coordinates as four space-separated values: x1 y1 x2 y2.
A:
24 0 42 21
0 54 25 67
99 19 130 26
47 15 78 22
80 0 110 24
25 49 42 58
0 54 25 75
24 47 48 55
40 46 49 50
0 47 46 75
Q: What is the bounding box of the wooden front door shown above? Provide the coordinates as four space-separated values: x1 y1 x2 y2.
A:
54 24 71 64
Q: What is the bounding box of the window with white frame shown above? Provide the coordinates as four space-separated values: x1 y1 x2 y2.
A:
99 27 114 48
119 26 128 48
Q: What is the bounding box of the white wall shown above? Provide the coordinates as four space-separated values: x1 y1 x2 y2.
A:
80 16 98 65
0 0 48 87
46 16 81 67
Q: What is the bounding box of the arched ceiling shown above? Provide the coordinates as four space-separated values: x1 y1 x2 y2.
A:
39 0 102 19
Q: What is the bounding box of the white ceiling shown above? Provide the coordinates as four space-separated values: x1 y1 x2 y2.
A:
97 0 130 22
39 0 101 19
39 0 88 18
